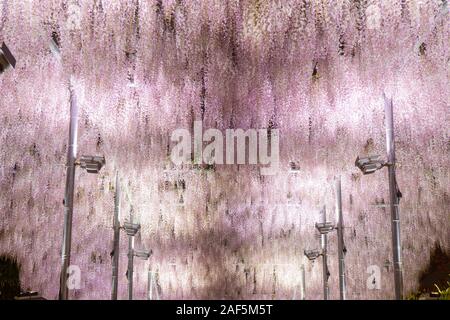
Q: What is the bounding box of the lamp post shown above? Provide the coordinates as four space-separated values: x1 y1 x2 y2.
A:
384 94 403 300
128 231 134 300
148 269 155 300
318 206 330 300
129 247 151 300
354 94 403 299
59 78 78 300
306 200 346 300
300 264 306 300
59 137 106 299
335 177 346 300
123 217 150 300
55 46 106 299
111 172 121 300
123 219 140 300
304 217 333 301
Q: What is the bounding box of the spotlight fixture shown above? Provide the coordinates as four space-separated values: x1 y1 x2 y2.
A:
0 42 16 74
123 222 141 236
78 155 106 174
354 155 387 175
315 222 335 235
134 249 151 260
304 249 321 261
122 222 141 237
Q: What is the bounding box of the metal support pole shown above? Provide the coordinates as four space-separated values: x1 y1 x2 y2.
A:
384 94 404 300
147 268 152 300
321 206 329 300
148 267 160 300
335 177 346 300
127 233 135 300
300 264 306 300
111 172 121 300
59 79 78 300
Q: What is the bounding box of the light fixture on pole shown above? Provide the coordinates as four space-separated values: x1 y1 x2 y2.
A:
304 249 321 261
384 94 404 300
354 94 403 300
355 155 387 175
59 152 106 300
53 37 107 300
111 179 152 300
59 77 79 301
0 42 16 74
78 155 105 173
302 249 326 300
304 207 334 301
59 151 106 300
123 216 151 300
301 249 326 300
316 206 333 300
125 219 139 301
306 199 347 300
123 221 141 236
134 249 151 260
127 242 151 300
315 221 335 234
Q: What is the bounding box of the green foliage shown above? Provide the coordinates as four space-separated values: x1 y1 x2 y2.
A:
408 274 450 300
406 292 420 300
433 279 450 300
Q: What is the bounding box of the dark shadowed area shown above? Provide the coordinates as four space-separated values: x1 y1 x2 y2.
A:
0 255 21 299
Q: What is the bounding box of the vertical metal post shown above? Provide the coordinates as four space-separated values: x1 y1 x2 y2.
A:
111 172 121 300
384 94 404 300
148 267 160 300
300 264 306 300
127 211 135 300
335 177 346 300
321 206 329 300
147 269 151 300
128 235 134 300
59 79 78 300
